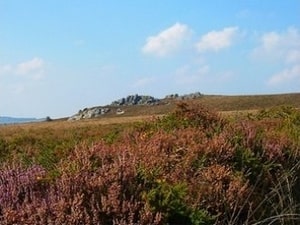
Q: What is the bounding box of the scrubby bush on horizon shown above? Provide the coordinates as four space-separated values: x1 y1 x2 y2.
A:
0 103 300 224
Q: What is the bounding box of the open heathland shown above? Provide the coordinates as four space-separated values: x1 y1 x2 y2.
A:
1 93 300 224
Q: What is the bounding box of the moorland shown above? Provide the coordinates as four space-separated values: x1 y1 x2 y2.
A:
0 92 300 225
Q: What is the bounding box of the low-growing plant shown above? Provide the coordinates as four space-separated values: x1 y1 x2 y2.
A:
0 103 300 224
0 138 9 163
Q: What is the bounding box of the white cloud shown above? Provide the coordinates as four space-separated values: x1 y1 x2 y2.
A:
196 26 239 53
142 23 192 57
268 64 300 86
16 57 44 75
0 57 45 80
251 27 300 63
261 32 280 50
251 27 300 88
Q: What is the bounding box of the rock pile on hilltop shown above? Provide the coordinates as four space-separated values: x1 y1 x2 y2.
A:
111 94 159 106
68 93 203 121
165 92 203 100
68 107 110 121
68 94 160 121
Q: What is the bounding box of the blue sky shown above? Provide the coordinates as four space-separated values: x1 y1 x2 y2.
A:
1 1 300 118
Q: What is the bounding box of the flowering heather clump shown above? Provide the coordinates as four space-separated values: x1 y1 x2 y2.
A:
0 164 48 224
0 103 300 224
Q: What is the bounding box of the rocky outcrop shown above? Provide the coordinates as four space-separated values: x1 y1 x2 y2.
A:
68 107 110 121
68 95 160 121
111 94 160 106
165 92 203 100
68 92 204 121
165 93 179 99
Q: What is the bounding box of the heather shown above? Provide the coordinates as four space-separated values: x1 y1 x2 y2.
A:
0 103 300 224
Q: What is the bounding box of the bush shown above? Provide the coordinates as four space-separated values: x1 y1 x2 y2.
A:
0 103 300 224
0 138 9 163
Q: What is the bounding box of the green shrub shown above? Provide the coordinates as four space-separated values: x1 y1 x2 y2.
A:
1 103 300 224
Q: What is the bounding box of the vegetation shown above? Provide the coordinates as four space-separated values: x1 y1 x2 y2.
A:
0 100 300 224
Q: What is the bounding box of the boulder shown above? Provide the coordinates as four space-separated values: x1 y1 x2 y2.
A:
68 107 110 121
165 93 179 99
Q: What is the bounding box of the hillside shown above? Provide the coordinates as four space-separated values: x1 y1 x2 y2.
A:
67 92 300 121
191 93 300 111
0 116 42 124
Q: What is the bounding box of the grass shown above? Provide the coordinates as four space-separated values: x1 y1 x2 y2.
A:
63 92 300 121
1 92 299 168
187 92 300 111
0 93 300 224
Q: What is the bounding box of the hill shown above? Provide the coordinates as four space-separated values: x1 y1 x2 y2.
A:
0 116 43 124
67 92 300 121
1 101 300 224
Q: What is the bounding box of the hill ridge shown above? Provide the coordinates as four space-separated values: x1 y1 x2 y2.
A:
67 92 300 121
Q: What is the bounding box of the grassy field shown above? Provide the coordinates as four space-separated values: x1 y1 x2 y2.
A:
1 93 299 166
191 92 300 111
1 93 300 224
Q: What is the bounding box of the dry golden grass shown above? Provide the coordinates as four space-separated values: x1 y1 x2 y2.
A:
1 114 160 132
1 92 299 137
189 92 300 111
0 115 161 147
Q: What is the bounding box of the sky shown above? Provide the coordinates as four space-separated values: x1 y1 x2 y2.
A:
0 1 300 118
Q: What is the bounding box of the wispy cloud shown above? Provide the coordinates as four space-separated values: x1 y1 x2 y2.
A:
268 64 300 86
251 27 300 87
251 27 300 63
142 23 192 57
16 57 44 75
196 26 239 53
0 57 45 80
